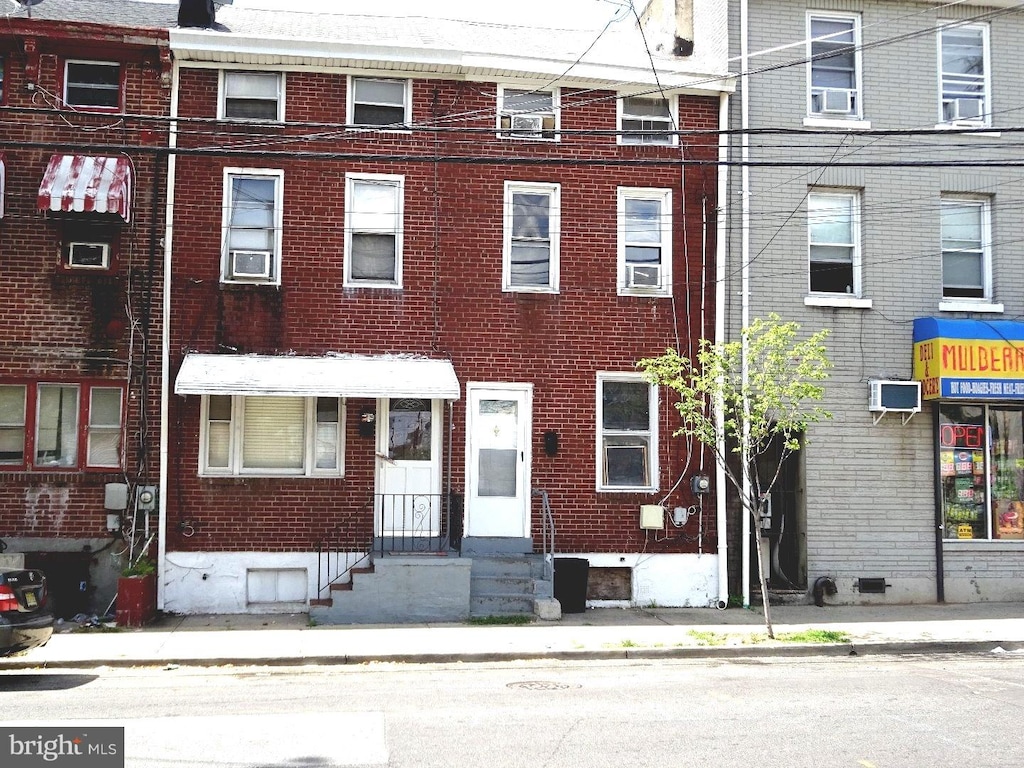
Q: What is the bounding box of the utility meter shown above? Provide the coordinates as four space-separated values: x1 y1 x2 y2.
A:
136 486 158 512
690 475 710 495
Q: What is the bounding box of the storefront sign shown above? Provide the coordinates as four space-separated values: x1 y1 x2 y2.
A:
913 318 1024 400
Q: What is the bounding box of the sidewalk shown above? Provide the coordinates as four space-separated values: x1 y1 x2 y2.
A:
4 602 1024 670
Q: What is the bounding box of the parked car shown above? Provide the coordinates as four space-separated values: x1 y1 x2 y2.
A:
0 570 54 656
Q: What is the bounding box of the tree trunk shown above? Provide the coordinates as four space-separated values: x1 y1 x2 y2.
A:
752 506 775 639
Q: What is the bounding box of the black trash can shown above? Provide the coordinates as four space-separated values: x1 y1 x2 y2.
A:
554 558 589 614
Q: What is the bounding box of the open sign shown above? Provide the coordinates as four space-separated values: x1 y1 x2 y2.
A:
940 423 984 449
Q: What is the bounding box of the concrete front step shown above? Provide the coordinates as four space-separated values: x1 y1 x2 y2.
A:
470 593 536 616
469 554 551 617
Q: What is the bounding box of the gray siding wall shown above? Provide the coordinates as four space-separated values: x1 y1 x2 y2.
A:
726 1 1024 602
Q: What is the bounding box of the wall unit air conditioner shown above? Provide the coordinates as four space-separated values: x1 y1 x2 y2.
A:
510 114 543 136
820 88 853 114
230 249 271 279
67 242 110 269
626 264 661 289
869 380 921 424
948 97 983 122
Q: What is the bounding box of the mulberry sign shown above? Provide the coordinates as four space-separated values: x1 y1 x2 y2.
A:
913 318 1024 400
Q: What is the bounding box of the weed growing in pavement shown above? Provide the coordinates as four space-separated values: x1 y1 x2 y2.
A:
688 630 728 646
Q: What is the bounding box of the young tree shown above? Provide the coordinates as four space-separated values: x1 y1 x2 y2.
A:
639 313 832 638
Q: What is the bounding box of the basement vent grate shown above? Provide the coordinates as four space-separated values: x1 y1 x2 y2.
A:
856 577 890 594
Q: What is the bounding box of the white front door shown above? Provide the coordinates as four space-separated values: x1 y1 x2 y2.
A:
465 384 532 538
376 398 442 538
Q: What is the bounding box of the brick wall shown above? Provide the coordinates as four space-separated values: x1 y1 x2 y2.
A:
167 67 721 556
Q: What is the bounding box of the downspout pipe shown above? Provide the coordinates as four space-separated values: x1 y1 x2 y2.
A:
715 91 730 610
157 59 181 610
740 0 752 609
933 405 945 602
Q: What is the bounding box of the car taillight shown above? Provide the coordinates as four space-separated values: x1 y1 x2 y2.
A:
0 585 19 612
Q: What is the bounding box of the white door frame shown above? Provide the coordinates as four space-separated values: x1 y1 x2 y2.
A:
375 397 444 537
464 382 533 538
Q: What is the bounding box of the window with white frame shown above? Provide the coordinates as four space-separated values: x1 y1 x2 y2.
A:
0 381 124 470
939 23 988 125
344 174 404 288
64 60 121 110
200 395 344 476
221 169 283 285
941 197 990 300
349 77 410 127
503 182 559 292
498 87 558 140
619 95 675 145
597 374 657 491
808 14 860 118
618 188 672 296
221 71 284 121
808 190 861 295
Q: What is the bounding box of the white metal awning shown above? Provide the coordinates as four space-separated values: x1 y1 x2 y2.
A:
174 353 461 399
37 154 134 222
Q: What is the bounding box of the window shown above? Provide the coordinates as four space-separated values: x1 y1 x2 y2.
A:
0 381 124 471
597 375 658 491
64 60 121 110
941 197 989 300
939 23 988 125
618 188 672 296
221 71 283 121
808 190 861 295
498 87 558 140
939 403 1024 541
807 14 860 118
619 95 675 145
221 169 283 285
503 181 560 293
344 174 404 288
349 77 410 127
200 395 344 476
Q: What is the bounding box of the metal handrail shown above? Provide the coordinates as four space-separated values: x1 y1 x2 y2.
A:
374 493 450 554
533 488 555 584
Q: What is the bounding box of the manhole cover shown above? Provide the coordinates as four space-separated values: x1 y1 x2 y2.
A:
506 681 576 691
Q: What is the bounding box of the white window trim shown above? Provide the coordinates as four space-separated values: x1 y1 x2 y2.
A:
497 85 560 142
936 21 991 128
346 76 412 130
198 395 345 477
86 386 124 468
807 189 862 299
617 94 678 146
596 373 659 493
806 11 863 121
63 59 120 110
218 70 285 122
220 168 284 286
344 172 405 290
941 195 992 303
502 181 560 293
617 187 673 297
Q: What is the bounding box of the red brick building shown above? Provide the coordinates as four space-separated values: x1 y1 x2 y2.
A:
161 3 733 620
0 2 173 618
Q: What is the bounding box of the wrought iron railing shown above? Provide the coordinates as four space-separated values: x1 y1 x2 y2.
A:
374 492 451 554
314 500 374 600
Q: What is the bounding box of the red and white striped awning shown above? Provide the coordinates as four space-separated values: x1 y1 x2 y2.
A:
37 154 133 222
0 153 6 219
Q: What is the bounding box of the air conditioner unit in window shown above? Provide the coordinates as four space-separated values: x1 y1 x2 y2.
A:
230 250 271 279
947 97 983 122
869 380 921 424
67 242 110 269
626 264 662 289
821 88 853 114
510 114 543 136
